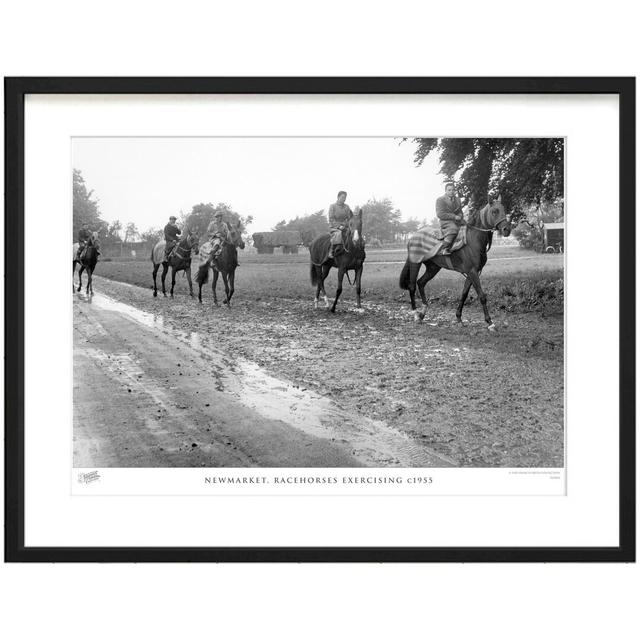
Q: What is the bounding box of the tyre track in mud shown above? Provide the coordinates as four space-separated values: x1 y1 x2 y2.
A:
83 274 564 467
73 283 455 468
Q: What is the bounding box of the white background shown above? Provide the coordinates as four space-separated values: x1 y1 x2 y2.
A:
1 2 638 639
26 94 605 547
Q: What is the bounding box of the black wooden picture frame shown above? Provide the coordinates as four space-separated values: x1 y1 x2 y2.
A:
4 77 635 562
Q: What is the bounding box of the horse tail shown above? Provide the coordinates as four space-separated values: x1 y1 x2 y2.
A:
399 258 411 290
310 262 318 286
195 260 210 286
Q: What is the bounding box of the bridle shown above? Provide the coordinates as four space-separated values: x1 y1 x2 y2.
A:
466 204 508 233
344 214 364 253
175 232 198 260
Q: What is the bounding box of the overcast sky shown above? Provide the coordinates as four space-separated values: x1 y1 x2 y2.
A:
72 137 445 233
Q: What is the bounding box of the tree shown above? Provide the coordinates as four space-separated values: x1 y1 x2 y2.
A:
512 201 564 248
398 217 421 240
410 138 564 220
73 169 104 237
123 222 139 243
140 227 163 249
185 202 253 240
272 209 329 246
361 197 402 244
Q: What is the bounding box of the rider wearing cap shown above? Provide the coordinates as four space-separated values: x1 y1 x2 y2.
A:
206 211 230 258
163 215 181 260
327 190 353 259
436 182 465 255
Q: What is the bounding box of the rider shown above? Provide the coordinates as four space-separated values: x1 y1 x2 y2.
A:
163 215 181 260
206 211 230 258
327 190 353 259
436 182 465 255
77 222 93 260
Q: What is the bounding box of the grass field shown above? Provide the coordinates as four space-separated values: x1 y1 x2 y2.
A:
97 245 564 314
84 243 564 467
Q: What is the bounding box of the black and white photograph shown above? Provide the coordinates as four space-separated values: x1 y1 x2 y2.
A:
72 135 565 472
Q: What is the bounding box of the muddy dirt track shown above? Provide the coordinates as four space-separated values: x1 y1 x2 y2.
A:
74 265 563 468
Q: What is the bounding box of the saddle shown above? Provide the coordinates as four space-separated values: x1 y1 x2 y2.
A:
407 225 467 264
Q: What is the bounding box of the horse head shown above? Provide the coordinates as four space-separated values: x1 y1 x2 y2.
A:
183 229 199 256
347 206 364 249
228 223 245 250
471 195 511 237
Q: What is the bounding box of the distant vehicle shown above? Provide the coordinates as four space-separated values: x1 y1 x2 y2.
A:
537 222 564 253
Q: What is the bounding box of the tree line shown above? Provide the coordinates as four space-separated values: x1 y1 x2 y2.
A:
273 198 422 246
73 169 253 253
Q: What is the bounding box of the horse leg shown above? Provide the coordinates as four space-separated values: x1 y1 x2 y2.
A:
77 265 84 292
87 267 93 295
330 267 345 313
313 266 321 309
73 261 77 292
320 263 331 308
416 262 441 321
455 277 473 323
152 263 159 297
221 272 231 305
467 268 495 330
355 265 363 309
407 262 422 320
226 270 235 305
161 263 168 297
186 266 193 297
212 270 219 306
170 267 177 298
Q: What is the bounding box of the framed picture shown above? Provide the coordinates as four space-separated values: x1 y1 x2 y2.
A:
4 77 635 562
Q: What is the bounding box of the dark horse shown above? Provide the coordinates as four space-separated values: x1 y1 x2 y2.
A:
151 231 199 298
73 234 100 295
399 197 511 330
196 223 245 305
309 207 365 313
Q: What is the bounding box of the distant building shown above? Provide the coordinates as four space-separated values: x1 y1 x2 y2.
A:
252 231 302 254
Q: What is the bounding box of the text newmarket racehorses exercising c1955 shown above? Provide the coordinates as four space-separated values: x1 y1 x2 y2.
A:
399 196 512 330
309 206 366 313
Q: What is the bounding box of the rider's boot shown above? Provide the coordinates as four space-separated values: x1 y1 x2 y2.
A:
440 236 455 256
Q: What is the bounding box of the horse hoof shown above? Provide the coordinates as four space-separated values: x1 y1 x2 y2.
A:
153 292 157 298
487 323 497 332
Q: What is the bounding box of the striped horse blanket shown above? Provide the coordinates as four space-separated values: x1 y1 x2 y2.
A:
197 241 215 269
407 226 467 264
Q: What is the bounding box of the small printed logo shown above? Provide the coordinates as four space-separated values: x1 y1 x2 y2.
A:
78 470 101 484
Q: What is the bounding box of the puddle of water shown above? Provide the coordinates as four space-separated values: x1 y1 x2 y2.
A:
86 291 454 467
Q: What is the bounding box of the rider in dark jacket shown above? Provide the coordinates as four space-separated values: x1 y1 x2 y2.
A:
164 216 181 259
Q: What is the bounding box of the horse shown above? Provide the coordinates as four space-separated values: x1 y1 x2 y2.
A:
309 206 366 313
73 233 100 295
196 223 246 305
151 231 199 298
399 196 511 330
